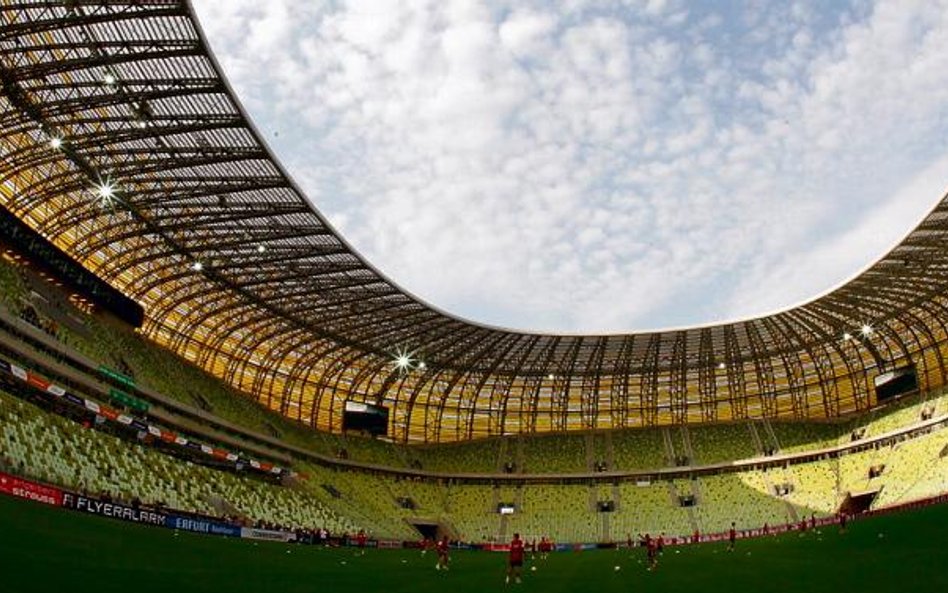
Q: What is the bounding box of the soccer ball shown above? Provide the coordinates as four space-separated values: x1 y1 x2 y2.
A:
614 565 621 571
531 566 537 572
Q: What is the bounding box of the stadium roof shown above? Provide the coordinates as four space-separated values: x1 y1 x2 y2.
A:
2 0 948 441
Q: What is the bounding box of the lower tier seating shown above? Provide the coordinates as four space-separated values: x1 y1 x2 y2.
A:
0 389 358 535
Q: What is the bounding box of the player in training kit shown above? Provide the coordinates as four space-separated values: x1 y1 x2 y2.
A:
435 536 450 571
356 529 367 555
727 522 737 552
538 536 552 560
506 533 525 584
639 534 657 571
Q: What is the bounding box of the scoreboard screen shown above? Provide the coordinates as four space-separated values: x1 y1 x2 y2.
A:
342 401 390 436
874 364 918 402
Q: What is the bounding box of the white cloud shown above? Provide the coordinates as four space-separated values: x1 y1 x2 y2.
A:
725 151 948 320
499 9 557 58
192 0 948 333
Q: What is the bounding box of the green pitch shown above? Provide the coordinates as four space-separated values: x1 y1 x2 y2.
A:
1 495 947 593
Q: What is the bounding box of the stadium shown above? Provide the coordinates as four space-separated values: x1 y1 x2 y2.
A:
1 1 948 591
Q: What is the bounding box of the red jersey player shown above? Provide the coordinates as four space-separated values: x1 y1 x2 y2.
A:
355 529 367 555
538 536 553 560
506 533 525 584
436 536 450 571
645 534 658 570
727 522 737 552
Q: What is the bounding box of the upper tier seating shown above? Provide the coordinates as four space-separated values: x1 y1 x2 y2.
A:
687 424 758 464
768 421 841 454
611 428 667 470
413 438 503 473
520 433 586 473
0 255 27 313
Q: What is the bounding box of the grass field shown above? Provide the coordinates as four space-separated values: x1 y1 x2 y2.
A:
1 495 947 593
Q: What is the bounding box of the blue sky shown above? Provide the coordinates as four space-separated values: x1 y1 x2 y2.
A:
192 0 948 333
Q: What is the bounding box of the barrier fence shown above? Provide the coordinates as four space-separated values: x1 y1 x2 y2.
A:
63 492 167 527
0 471 63 506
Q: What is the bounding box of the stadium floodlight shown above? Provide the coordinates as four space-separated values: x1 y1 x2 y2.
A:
547 373 555 380
256 245 266 253
861 324 873 337
842 332 852 341
95 182 115 200
418 361 426 370
718 362 726 370
191 261 204 272
91 179 120 210
49 136 63 149
392 347 414 373
103 73 117 86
